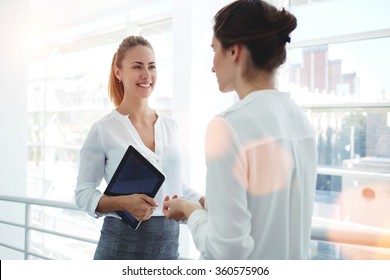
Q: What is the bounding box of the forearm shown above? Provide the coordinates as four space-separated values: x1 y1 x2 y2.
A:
183 200 203 220
96 195 125 213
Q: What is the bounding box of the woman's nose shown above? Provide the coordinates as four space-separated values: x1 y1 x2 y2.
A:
141 69 151 78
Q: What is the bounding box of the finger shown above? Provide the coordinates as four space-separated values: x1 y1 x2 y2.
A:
162 206 168 217
142 214 152 221
163 199 172 209
162 201 172 218
142 208 154 221
142 194 159 207
172 194 179 199
163 207 172 220
164 195 170 202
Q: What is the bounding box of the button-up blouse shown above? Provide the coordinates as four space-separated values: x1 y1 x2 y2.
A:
187 90 318 259
75 109 201 218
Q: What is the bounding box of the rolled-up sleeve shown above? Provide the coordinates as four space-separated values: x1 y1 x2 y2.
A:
182 182 203 202
74 124 105 217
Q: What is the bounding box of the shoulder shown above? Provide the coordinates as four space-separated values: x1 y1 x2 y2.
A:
86 111 118 136
158 113 179 128
93 110 120 127
205 117 237 156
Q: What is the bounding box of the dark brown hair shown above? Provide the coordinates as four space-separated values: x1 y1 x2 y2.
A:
108 35 154 107
213 0 297 75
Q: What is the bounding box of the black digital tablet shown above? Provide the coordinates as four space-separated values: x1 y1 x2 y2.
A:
104 145 165 230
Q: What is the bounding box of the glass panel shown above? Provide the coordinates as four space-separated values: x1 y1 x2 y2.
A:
29 230 97 260
289 37 390 104
311 240 390 260
28 207 101 260
309 107 390 233
288 0 390 258
307 108 390 167
290 0 390 40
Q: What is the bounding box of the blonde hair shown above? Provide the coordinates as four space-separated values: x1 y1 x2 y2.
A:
108 35 154 107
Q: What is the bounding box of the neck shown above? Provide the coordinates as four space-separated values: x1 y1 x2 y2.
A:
116 97 152 120
236 75 276 99
234 47 276 99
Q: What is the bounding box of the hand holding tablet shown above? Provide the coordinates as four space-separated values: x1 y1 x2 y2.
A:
104 146 165 230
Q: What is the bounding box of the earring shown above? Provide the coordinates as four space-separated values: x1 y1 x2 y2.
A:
118 79 121 83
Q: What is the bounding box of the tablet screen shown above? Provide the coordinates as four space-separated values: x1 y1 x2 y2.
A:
104 145 165 230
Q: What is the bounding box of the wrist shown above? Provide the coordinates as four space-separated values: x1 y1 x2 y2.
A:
183 201 202 220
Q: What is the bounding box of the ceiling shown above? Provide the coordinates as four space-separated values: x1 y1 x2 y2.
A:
27 0 173 57
29 0 167 32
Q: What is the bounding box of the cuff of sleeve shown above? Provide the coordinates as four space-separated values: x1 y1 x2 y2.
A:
90 192 104 218
183 192 203 203
187 208 207 230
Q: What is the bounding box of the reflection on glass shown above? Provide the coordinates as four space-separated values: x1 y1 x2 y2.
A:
308 108 390 169
309 107 390 259
289 37 390 104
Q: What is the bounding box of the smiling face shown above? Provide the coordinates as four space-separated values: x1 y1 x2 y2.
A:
115 45 157 100
211 35 235 93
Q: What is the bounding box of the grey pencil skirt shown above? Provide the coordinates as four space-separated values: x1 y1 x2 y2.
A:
93 216 179 260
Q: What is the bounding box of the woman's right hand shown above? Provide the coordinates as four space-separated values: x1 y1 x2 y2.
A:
96 194 158 221
122 194 158 221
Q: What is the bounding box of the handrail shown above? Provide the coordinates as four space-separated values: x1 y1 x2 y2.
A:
1 194 390 259
0 195 79 210
317 166 390 180
0 195 98 260
301 102 390 110
312 217 390 249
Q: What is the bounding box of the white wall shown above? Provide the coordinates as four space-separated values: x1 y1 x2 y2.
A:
0 0 29 259
0 0 28 196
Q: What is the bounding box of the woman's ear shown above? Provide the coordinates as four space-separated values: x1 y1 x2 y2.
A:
231 44 241 61
114 65 121 81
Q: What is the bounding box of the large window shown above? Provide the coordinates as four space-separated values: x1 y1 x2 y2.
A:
289 0 390 259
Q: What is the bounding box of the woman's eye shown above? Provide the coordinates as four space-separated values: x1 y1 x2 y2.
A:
149 65 156 70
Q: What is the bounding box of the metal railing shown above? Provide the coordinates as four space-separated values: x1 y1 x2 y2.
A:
0 195 98 260
1 194 390 259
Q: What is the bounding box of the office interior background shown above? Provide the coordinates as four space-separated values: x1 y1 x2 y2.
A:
0 0 389 260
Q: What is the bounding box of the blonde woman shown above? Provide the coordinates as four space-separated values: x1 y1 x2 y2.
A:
75 35 203 260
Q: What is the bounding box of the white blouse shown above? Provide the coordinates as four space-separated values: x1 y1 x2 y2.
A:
75 109 201 218
187 90 318 259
